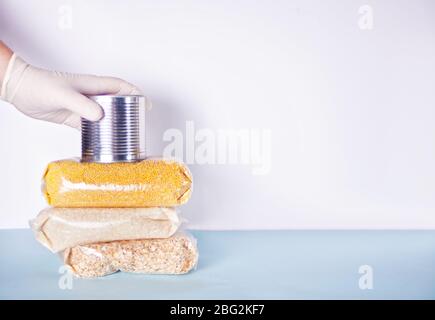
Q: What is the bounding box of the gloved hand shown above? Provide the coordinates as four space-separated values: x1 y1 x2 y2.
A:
0 54 143 129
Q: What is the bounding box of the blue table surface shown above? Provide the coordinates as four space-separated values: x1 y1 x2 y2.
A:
1 229 435 299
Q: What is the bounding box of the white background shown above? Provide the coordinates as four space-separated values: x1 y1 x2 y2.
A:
1 0 435 229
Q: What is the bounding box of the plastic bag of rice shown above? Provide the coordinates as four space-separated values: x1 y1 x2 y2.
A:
30 207 181 252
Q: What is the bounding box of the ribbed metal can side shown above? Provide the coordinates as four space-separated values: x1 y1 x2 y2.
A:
81 95 146 163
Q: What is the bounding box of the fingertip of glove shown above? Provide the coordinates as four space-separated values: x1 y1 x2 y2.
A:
118 81 143 95
130 86 143 95
86 106 104 121
62 115 82 130
65 123 81 131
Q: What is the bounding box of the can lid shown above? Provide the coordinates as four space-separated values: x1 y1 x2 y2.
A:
81 95 146 163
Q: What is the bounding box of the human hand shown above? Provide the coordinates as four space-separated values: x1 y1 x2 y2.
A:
0 54 143 129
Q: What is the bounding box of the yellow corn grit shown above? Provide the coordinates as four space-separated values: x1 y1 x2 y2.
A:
42 158 192 207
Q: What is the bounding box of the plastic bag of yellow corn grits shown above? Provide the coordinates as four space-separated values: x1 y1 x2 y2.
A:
30 207 181 252
62 232 199 278
42 158 192 207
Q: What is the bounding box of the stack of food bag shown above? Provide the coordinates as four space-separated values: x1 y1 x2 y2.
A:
30 158 198 278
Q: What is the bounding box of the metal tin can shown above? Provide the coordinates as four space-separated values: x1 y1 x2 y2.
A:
81 95 146 163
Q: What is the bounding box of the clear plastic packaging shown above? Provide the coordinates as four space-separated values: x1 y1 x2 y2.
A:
30 207 181 253
63 232 198 278
42 158 192 208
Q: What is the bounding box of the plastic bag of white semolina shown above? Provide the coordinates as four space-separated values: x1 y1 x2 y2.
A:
62 232 199 278
30 207 181 252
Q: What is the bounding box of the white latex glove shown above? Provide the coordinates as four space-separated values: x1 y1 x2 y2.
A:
0 54 143 129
